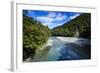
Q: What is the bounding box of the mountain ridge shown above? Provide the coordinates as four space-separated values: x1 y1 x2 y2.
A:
51 13 91 38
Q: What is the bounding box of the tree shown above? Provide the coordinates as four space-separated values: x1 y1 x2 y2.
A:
23 12 51 60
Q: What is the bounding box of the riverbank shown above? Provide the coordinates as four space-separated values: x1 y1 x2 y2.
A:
24 37 91 62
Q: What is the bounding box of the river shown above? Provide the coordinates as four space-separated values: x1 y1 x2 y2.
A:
25 37 91 62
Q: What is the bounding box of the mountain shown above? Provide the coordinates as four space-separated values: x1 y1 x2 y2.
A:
23 15 51 60
51 13 91 38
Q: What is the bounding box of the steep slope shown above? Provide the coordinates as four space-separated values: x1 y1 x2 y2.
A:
23 15 51 60
51 13 91 38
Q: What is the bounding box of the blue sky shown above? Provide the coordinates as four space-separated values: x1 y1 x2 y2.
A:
24 10 81 29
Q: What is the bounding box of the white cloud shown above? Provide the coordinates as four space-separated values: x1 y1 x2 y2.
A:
36 16 55 27
36 12 67 24
47 12 57 18
69 14 80 19
36 12 68 28
55 13 67 20
36 16 54 23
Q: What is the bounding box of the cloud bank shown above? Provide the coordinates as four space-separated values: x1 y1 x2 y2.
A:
26 10 81 29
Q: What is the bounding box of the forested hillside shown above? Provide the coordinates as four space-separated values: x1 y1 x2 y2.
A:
23 14 51 60
51 13 91 38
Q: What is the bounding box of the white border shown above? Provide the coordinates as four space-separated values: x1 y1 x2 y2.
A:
11 1 97 71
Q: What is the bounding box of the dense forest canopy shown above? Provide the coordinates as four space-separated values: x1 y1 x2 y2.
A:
23 11 51 60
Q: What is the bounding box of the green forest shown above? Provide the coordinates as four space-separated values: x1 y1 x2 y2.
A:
51 13 91 38
23 12 91 60
23 13 51 60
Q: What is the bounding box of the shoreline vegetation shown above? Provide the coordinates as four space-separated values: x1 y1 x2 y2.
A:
23 10 91 62
23 13 51 60
24 37 90 62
